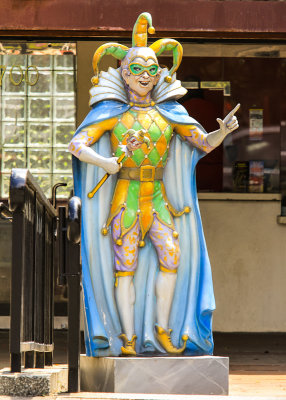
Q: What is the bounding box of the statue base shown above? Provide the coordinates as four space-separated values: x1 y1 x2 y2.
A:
80 355 229 395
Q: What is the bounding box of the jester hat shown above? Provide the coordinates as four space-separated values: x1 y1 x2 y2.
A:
91 12 183 85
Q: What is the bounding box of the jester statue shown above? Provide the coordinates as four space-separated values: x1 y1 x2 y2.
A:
69 12 239 357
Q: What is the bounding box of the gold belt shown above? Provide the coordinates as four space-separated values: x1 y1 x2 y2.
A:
119 166 164 182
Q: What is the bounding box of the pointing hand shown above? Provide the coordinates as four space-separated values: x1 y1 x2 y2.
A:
216 103 240 136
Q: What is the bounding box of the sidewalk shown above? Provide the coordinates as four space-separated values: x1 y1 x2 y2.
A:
216 333 286 397
0 331 285 398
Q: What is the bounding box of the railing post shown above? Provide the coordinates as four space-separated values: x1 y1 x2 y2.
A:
35 202 45 368
66 196 81 393
58 207 67 287
10 207 25 372
44 212 54 366
23 189 35 369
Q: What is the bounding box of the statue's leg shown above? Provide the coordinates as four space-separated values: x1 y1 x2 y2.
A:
155 268 177 331
115 274 135 340
149 217 180 330
111 213 140 355
149 217 187 354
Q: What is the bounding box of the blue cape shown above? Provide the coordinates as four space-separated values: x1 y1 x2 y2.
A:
73 100 215 356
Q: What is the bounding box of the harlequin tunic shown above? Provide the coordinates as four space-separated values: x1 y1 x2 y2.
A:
70 107 212 240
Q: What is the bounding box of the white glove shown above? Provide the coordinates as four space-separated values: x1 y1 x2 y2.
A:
207 103 240 148
78 147 120 174
216 103 240 136
101 157 120 174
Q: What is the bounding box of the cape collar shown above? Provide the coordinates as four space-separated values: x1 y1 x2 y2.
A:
89 67 187 107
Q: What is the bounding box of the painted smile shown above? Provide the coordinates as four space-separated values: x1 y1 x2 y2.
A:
139 81 150 87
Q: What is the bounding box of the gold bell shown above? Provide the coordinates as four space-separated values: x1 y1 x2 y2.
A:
116 238 123 246
101 226 108 236
139 240 145 248
91 76 99 86
164 76 172 83
148 26 155 34
184 206 191 213
172 231 179 239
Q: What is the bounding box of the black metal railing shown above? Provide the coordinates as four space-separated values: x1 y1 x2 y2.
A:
0 202 12 221
58 197 82 392
9 168 57 371
8 168 82 393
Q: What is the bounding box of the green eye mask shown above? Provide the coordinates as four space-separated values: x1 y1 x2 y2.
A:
129 63 159 76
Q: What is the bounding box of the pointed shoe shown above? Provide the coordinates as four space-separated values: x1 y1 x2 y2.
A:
119 333 137 356
155 325 188 354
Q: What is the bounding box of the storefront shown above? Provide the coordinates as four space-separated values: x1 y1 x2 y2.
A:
0 0 286 332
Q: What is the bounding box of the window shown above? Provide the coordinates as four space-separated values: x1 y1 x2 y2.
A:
0 42 76 198
157 42 286 194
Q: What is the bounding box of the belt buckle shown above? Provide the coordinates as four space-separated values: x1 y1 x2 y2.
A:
140 165 155 182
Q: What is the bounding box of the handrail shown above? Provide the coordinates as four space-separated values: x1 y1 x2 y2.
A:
0 202 12 220
9 168 57 217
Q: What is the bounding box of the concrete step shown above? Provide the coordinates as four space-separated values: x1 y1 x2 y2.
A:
58 393 285 400
0 365 68 396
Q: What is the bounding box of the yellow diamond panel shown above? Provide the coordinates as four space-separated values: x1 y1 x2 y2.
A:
155 135 167 156
122 157 137 168
110 133 119 152
121 112 135 129
148 108 157 120
113 122 126 141
141 158 150 166
137 112 153 131
153 113 169 132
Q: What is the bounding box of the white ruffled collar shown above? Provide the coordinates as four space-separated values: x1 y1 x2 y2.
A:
89 67 187 107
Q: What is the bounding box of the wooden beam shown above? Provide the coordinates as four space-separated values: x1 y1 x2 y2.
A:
0 0 286 38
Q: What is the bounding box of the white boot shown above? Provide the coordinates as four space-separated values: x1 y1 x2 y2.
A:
155 269 188 353
155 270 177 330
115 275 135 341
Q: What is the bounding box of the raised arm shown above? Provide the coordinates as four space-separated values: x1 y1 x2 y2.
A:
68 117 120 174
174 123 214 153
174 104 240 154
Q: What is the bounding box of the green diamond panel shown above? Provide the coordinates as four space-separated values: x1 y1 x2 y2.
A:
113 122 127 141
153 181 172 225
164 125 173 143
162 150 168 165
148 148 160 166
131 148 145 166
128 109 138 118
153 181 164 212
148 122 162 142
132 121 143 131
158 205 172 225
123 180 140 229
115 147 127 163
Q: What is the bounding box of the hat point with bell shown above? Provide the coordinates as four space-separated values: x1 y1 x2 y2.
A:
91 12 183 85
